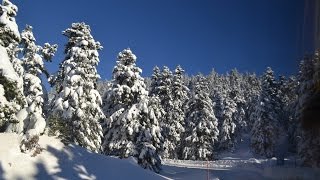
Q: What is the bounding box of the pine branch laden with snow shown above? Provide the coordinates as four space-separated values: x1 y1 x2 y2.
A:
0 0 20 47
0 83 19 129
0 45 26 133
182 75 219 161
49 22 103 153
250 67 282 158
0 0 26 133
103 104 140 158
136 96 164 173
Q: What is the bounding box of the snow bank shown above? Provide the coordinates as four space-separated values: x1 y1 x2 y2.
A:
161 158 320 180
162 158 320 180
0 133 168 180
162 136 319 180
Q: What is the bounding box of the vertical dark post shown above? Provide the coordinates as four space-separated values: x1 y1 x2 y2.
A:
207 160 209 180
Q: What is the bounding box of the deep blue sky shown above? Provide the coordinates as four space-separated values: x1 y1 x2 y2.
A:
14 0 305 80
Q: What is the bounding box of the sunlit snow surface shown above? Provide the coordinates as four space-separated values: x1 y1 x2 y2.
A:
161 134 320 180
0 133 166 180
0 133 319 180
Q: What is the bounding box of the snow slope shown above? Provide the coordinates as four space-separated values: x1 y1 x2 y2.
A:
1 132 319 180
0 133 168 180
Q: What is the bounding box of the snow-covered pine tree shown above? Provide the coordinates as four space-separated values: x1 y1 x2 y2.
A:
0 0 26 132
0 0 20 47
251 67 281 158
172 66 189 110
281 76 298 152
102 48 148 157
228 69 247 145
17 25 57 137
182 75 219 160
156 66 184 159
272 75 298 161
207 70 225 128
212 89 224 127
218 88 237 151
136 95 164 173
277 75 297 132
207 69 220 98
296 52 320 167
293 56 315 145
171 65 189 158
149 66 161 96
102 49 148 118
102 50 163 171
245 73 261 130
49 23 103 152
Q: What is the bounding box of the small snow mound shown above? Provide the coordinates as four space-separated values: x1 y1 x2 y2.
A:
248 158 261 164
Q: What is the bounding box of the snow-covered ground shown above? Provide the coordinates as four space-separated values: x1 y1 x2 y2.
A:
161 157 320 180
1 133 319 180
0 133 167 180
160 135 320 180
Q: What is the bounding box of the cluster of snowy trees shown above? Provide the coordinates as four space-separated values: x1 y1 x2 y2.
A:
98 57 319 168
0 0 319 172
0 0 57 138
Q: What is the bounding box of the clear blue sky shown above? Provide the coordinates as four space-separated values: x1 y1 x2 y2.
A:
14 0 305 80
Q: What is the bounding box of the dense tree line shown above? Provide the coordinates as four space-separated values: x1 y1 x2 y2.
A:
0 0 319 173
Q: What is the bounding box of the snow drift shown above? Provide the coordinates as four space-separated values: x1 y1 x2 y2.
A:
0 133 167 180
